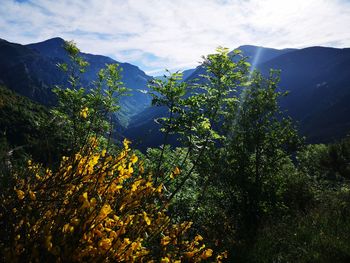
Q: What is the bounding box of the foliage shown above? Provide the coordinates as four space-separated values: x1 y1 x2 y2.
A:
252 188 350 263
0 85 67 165
150 52 309 261
52 41 128 153
2 41 350 262
143 146 201 219
219 71 299 221
149 48 250 155
148 48 251 233
0 138 223 262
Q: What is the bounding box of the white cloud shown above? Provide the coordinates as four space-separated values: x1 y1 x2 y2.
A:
1 0 349 75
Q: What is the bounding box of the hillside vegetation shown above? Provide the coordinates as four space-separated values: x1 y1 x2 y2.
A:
0 42 349 262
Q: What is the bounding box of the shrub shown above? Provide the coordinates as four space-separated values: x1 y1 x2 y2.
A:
0 138 221 262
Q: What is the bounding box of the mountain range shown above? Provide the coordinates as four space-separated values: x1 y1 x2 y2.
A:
0 37 152 126
125 45 350 148
0 37 349 148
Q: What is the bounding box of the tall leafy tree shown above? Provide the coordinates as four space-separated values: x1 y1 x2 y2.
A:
52 41 127 153
208 70 301 257
148 47 250 204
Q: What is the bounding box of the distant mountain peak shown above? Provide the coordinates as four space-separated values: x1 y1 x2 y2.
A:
237 44 265 49
229 45 298 66
26 37 68 60
237 44 296 52
32 37 65 45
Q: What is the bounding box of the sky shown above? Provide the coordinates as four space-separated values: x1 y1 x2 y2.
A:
1 0 350 76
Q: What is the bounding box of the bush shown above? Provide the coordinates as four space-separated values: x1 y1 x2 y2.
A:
0 138 222 262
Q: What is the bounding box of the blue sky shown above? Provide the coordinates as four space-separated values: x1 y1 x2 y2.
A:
1 0 350 76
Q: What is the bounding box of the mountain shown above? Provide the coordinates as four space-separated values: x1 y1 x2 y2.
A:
155 68 197 82
125 106 177 151
124 45 299 147
0 37 153 126
184 45 296 83
2 38 349 146
125 45 350 147
236 45 296 66
182 68 196 81
257 46 350 142
0 38 62 105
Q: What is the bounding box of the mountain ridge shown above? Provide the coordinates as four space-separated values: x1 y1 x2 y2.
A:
1 37 349 145
0 37 153 127
125 44 350 146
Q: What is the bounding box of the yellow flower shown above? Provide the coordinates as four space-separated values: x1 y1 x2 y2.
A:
100 204 113 218
16 189 25 200
29 190 36 201
123 238 131 245
170 166 181 179
131 180 141 192
143 211 151 225
123 138 131 149
45 235 53 250
161 236 171 246
139 161 145 174
70 218 80 226
131 241 141 250
79 192 90 209
161 257 170 263
111 183 123 192
184 251 195 258
201 249 213 259
216 251 228 261
80 107 89 118
90 197 97 207
156 184 163 193
98 238 112 250
173 166 181 175
62 223 70 233
130 154 138 164
195 234 203 242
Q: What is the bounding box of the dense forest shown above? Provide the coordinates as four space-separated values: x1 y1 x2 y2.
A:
1 41 350 262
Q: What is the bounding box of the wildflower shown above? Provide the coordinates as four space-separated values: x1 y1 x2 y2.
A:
195 234 203 242
184 251 195 258
143 211 151 225
29 190 36 201
201 249 213 259
80 107 89 118
170 167 181 179
100 204 113 218
123 138 131 149
130 154 138 164
45 235 53 250
161 236 171 246
99 238 112 250
16 189 25 200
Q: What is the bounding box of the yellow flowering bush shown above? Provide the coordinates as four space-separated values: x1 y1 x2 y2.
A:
0 138 223 262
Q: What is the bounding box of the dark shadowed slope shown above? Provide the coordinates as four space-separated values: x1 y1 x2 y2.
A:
258 46 350 142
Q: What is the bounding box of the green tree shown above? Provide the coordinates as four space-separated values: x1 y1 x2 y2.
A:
149 48 250 203
52 41 127 153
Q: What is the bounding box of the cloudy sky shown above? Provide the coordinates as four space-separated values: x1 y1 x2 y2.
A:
1 0 350 76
